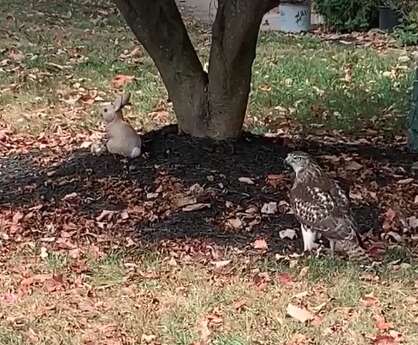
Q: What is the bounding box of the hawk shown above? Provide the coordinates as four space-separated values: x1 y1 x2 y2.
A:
285 151 366 260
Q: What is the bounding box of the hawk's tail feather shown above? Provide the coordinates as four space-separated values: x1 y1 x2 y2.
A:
347 245 370 262
339 238 370 262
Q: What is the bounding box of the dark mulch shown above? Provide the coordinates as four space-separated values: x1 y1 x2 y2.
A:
1 126 417 252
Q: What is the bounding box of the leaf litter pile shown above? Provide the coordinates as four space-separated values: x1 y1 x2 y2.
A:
1 125 418 251
1 123 418 344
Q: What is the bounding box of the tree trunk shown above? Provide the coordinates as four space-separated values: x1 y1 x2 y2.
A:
114 0 279 140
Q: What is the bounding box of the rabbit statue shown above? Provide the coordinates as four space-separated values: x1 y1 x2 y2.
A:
101 92 142 159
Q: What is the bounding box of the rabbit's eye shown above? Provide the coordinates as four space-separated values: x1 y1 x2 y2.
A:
104 109 107 112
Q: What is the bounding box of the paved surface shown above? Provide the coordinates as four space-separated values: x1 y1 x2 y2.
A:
176 0 217 24
175 0 302 31
175 0 322 30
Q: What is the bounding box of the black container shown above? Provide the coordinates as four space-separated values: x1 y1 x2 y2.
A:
378 6 401 32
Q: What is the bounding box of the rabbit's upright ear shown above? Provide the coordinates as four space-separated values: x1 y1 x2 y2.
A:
121 92 131 106
113 95 124 111
113 92 131 111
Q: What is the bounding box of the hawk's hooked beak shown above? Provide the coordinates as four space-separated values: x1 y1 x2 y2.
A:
284 155 292 170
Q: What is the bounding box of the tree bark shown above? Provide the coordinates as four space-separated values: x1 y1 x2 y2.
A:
207 0 279 139
114 0 280 140
114 0 210 136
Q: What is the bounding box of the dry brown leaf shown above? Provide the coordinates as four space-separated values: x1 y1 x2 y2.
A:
227 218 242 229
253 238 268 250
1 292 18 304
62 192 78 201
286 333 309 345
141 334 157 344
361 294 379 307
111 74 135 88
211 260 231 269
232 298 247 311
238 177 255 185
286 304 314 323
96 210 115 222
279 229 297 240
266 174 285 188
408 216 418 229
261 202 277 214
277 272 293 286
167 257 177 266
173 194 197 208
373 335 398 345
397 178 414 185
375 315 393 331
182 203 210 212
68 248 81 259
12 211 24 224
196 318 211 345
345 160 363 171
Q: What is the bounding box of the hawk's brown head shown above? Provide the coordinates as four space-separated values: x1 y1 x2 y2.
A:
285 151 318 175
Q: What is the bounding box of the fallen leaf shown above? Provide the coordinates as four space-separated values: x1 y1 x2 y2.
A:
279 229 297 240
373 335 398 345
277 272 293 286
345 160 363 171
68 248 81 259
8 48 25 62
141 334 157 344
120 210 129 220
385 231 402 242
211 260 231 269
414 195 418 204
266 174 285 188
146 192 159 199
384 208 397 223
408 216 418 229
311 315 323 327
232 298 247 311
62 192 78 201
96 210 115 222
227 218 242 229
167 257 177 266
173 194 197 208
196 318 211 345
238 177 255 185
1 292 18 304
261 202 277 214
111 74 135 88
375 315 393 331
40 247 48 259
182 203 210 212
253 272 271 291
12 211 24 224
397 178 413 184
361 294 379 307
286 333 309 345
286 304 314 323
253 239 268 250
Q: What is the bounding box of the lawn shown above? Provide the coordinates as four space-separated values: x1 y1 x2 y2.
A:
1 1 418 345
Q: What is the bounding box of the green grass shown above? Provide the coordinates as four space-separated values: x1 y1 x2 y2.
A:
0 0 414 135
251 33 414 134
0 248 417 345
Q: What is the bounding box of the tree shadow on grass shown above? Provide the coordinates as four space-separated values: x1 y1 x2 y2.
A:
1 126 415 253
